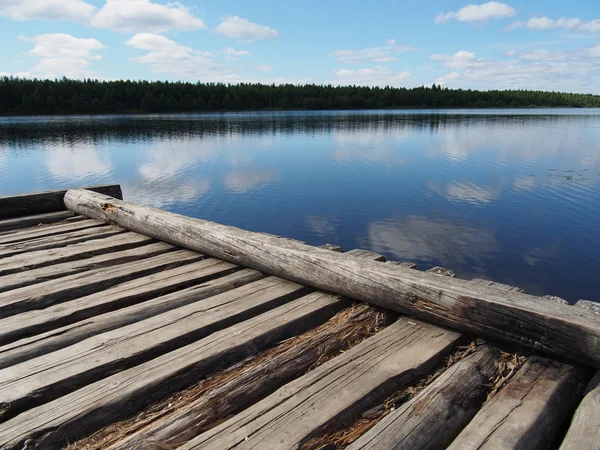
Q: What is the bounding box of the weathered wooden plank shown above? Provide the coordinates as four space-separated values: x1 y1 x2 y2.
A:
180 318 463 450
64 189 600 368
0 291 345 450
0 241 175 293
348 346 500 450
447 356 591 450
0 277 311 419
0 258 238 347
0 184 122 220
0 225 124 258
0 268 262 367
0 211 75 233
346 249 386 261
0 232 153 277
559 370 600 450
108 304 380 450
471 278 524 293
0 218 104 245
0 250 203 319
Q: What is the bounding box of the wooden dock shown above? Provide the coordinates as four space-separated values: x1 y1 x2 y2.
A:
0 185 598 450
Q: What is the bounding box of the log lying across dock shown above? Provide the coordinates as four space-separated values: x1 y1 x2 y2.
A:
65 188 600 368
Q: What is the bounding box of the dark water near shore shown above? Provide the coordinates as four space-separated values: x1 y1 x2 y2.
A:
1 109 599 302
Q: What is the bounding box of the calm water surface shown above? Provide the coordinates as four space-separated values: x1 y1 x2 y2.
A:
1 109 599 302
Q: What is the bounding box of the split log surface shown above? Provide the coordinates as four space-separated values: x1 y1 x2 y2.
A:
64 189 600 368
0 211 75 233
0 260 245 354
0 225 124 258
0 232 153 276
108 304 381 450
180 318 462 450
0 219 104 245
0 249 203 318
0 184 122 219
559 370 600 450
0 277 311 419
0 291 345 450
348 345 500 450
0 241 174 292
447 356 591 450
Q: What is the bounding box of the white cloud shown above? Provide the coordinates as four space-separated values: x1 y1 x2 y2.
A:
431 46 600 93
19 33 105 79
504 49 516 56
224 169 280 193
0 0 95 22
330 42 414 64
509 16 600 33
225 47 250 56
215 16 278 41
386 39 396 45
435 2 516 24
255 65 273 72
91 0 206 33
126 33 236 81
330 66 412 87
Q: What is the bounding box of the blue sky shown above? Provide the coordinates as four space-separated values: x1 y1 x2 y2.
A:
1 0 599 92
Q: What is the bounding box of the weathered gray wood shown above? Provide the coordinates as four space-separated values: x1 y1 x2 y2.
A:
0 218 104 245
0 225 124 258
0 258 237 346
0 268 262 367
427 266 456 277
0 184 122 220
0 250 203 319
0 232 153 277
348 346 500 450
64 189 600 368
109 304 378 450
0 291 344 450
575 299 600 313
386 260 417 269
0 277 311 419
543 294 568 304
180 318 463 450
0 241 175 293
319 243 343 252
471 278 524 292
346 249 386 261
559 370 600 450
447 356 591 450
0 211 75 233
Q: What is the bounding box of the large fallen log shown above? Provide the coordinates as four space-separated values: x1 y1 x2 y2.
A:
64 189 600 368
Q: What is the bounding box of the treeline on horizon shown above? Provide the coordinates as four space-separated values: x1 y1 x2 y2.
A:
1 77 599 115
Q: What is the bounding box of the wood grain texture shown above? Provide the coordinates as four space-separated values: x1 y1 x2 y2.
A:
0 250 202 319
180 318 463 450
0 258 241 349
559 370 600 450
0 277 311 419
0 225 124 258
0 232 153 277
348 346 500 450
0 184 122 219
0 268 263 368
109 304 379 450
0 219 104 245
447 356 591 450
0 241 174 292
0 211 75 233
0 291 345 450
471 278 524 292
64 189 600 368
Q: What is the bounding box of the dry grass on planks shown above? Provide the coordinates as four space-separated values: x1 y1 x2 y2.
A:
64 304 391 450
301 342 527 450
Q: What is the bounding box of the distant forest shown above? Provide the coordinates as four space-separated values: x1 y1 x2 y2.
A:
1 77 600 115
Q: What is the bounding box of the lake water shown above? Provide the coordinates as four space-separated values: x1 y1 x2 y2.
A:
1 109 599 303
